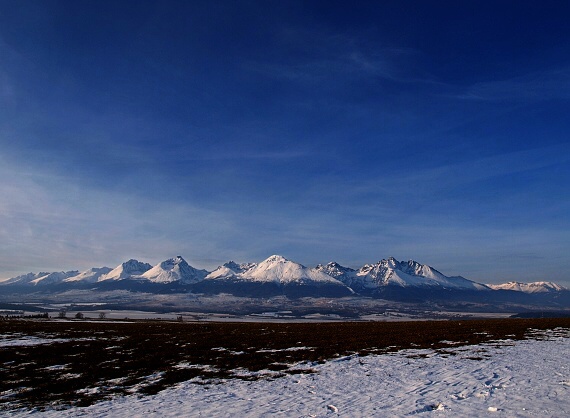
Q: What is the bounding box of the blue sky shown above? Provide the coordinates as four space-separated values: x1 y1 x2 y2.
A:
1 1 569 284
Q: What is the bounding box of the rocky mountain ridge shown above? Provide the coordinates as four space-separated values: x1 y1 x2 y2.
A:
2 255 567 301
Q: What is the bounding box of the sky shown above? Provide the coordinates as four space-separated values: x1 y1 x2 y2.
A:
1 1 570 285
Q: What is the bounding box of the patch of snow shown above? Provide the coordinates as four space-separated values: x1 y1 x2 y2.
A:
0 337 70 347
44 364 69 371
10 330 569 417
257 346 314 353
326 404 339 413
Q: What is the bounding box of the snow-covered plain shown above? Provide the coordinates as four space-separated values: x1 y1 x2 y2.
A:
15 329 569 417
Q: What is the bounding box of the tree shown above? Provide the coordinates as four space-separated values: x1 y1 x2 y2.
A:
74 312 84 319
98 312 106 319
58 310 67 319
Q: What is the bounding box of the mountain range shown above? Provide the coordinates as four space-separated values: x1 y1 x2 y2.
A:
1 255 567 303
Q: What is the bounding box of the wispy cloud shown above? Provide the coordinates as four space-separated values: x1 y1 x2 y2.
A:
0 158 238 276
456 68 570 101
158 146 312 162
0 69 15 101
245 28 421 85
335 143 570 201
251 52 394 83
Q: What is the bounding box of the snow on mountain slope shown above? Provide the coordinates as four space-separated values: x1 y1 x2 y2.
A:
1 272 47 285
30 271 80 286
140 256 207 284
352 257 488 291
2 271 79 286
487 281 567 293
98 259 152 281
203 255 350 287
315 262 359 286
63 267 113 283
242 255 347 286
224 261 257 273
2 255 566 299
316 257 487 292
198 256 353 297
205 265 237 280
205 261 257 280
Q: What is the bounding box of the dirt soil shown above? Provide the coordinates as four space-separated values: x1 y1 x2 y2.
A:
1 317 569 411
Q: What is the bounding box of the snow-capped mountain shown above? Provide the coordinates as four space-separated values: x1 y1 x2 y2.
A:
1 271 80 286
243 255 346 285
140 256 208 284
1 272 50 286
30 271 81 286
314 262 358 286
205 261 257 280
63 267 113 283
487 281 567 293
358 257 489 290
317 257 489 293
199 255 353 297
1 255 567 307
98 259 152 281
224 261 257 274
205 255 347 286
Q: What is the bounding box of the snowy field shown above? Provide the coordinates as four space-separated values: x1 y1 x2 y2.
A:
13 329 569 417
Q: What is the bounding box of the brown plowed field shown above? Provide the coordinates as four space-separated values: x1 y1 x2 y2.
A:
1 317 569 411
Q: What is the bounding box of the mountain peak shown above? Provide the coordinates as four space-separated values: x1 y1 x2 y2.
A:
316 262 356 275
30 271 79 286
376 256 400 270
121 259 152 272
2 255 564 301
160 256 188 269
326 261 346 268
223 261 241 270
142 256 207 284
222 261 256 273
243 255 347 286
99 259 152 281
63 267 113 283
355 257 485 291
264 255 288 263
314 262 358 288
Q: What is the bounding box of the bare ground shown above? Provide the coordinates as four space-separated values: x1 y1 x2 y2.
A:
1 317 569 411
